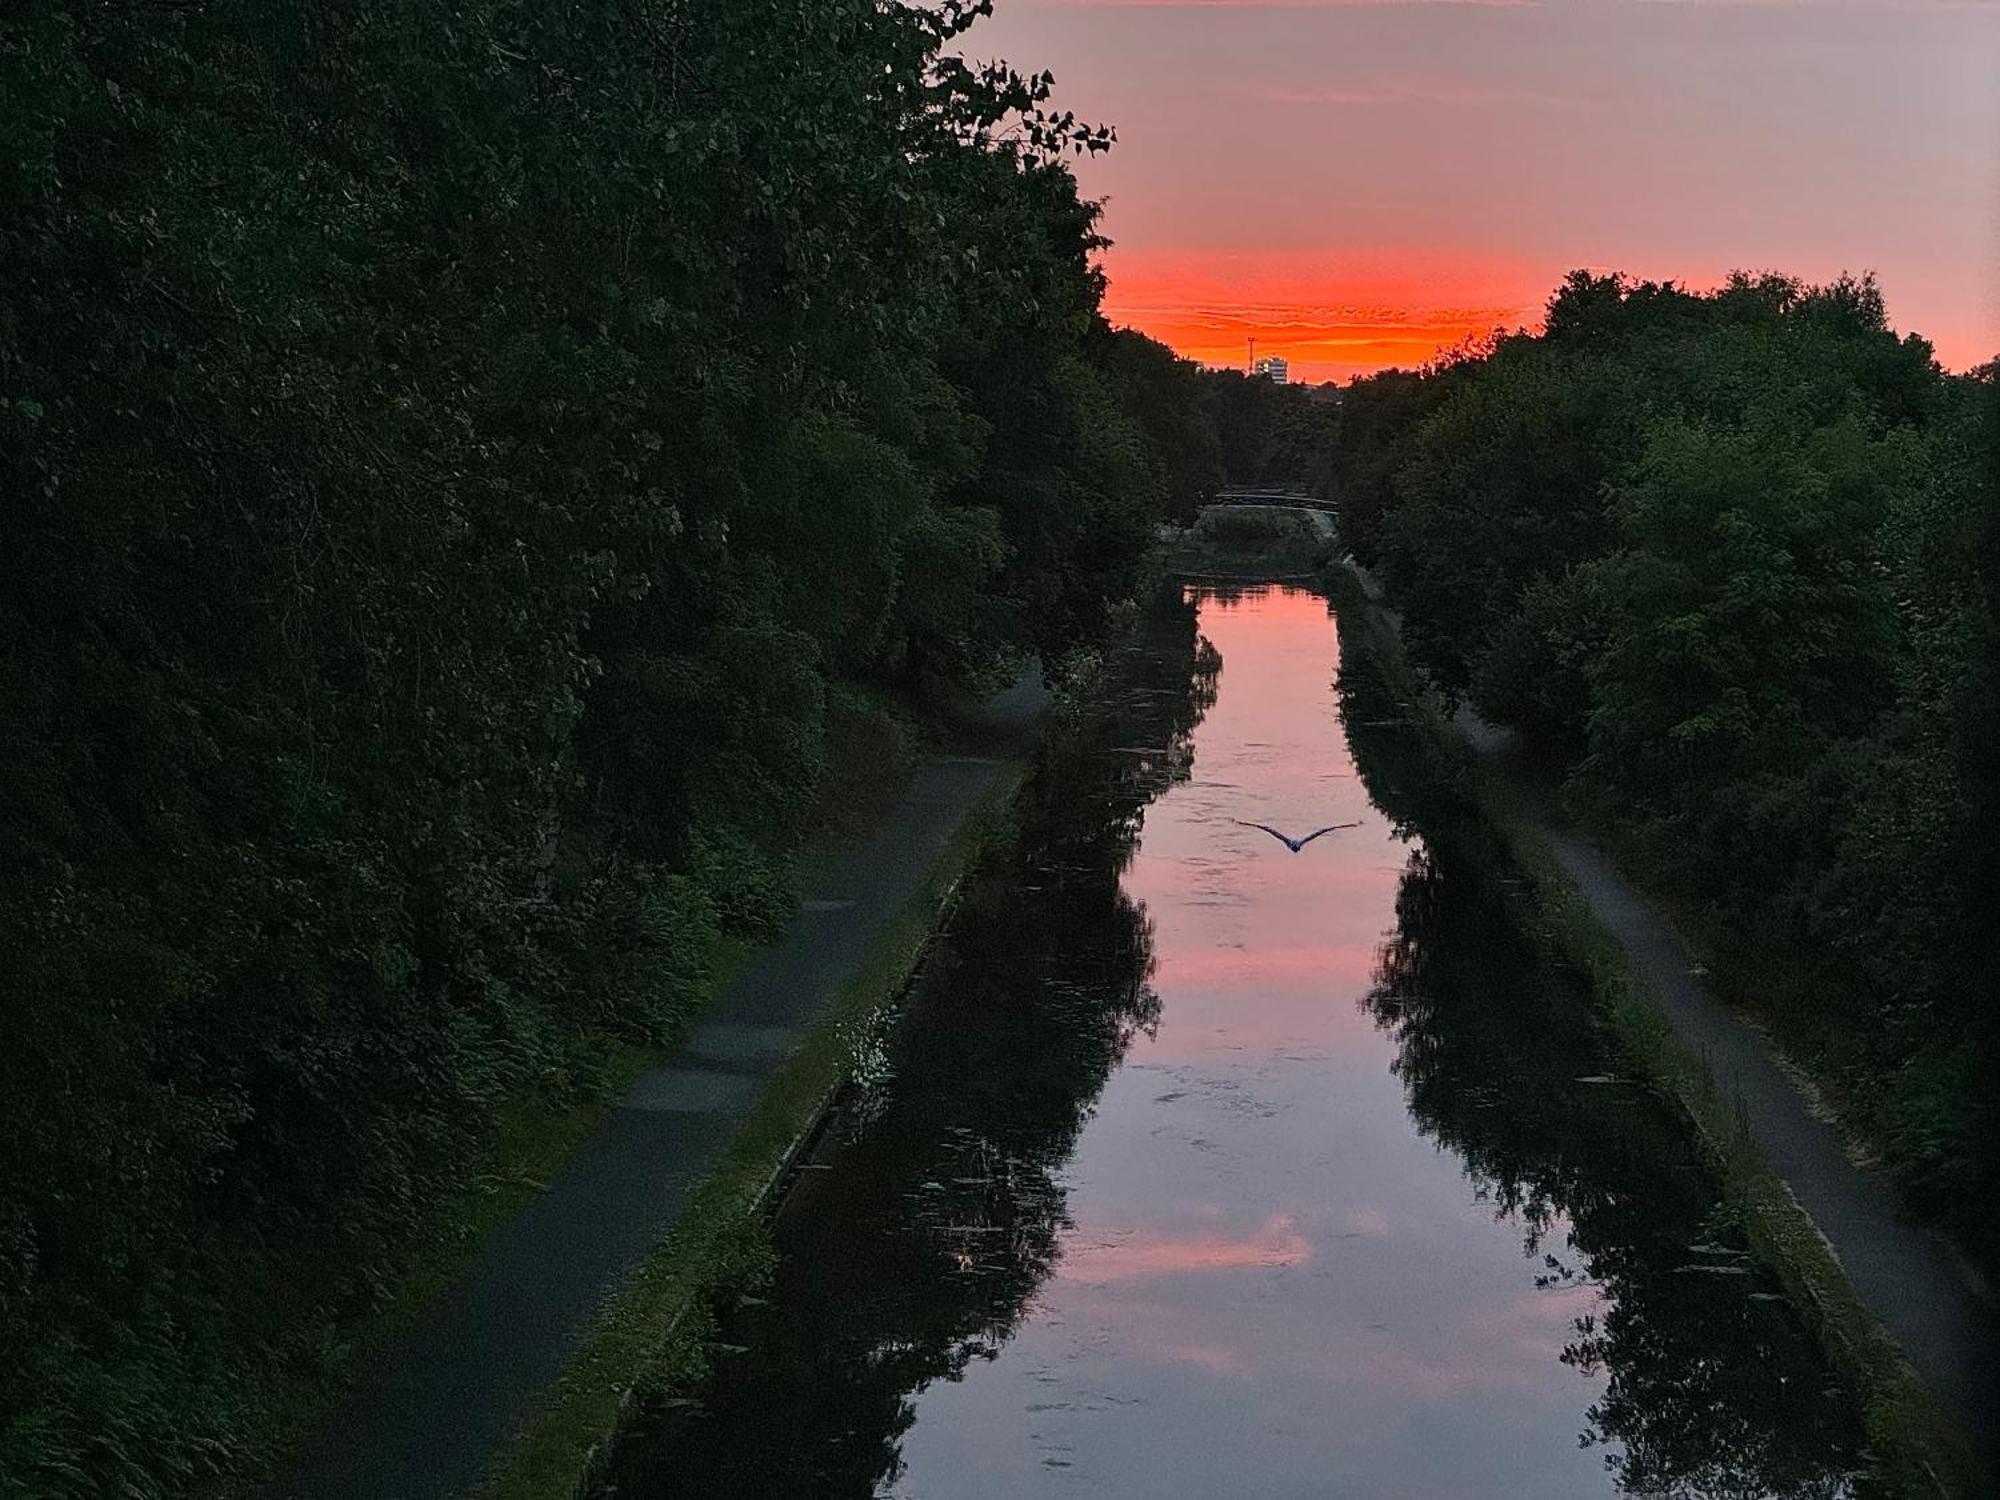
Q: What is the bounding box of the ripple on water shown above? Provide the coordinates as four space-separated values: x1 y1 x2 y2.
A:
598 583 1872 1500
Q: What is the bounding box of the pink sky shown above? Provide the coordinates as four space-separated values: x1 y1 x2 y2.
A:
964 0 2000 382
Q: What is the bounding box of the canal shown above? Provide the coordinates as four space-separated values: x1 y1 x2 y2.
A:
601 582 1872 1498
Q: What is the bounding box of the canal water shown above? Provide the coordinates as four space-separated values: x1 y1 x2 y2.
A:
602 583 1871 1498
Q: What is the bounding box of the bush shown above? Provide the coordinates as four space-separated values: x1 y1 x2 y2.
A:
1323 270 1996 1258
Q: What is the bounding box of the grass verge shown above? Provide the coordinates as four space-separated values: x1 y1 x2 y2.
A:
216 975 744 1500
472 756 1033 1500
224 684 1000 1500
1326 561 1976 1498
1169 505 1335 580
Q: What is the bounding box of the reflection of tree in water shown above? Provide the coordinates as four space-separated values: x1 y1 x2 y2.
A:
1333 611 1866 1497
602 586 1219 1498
1361 845 1867 1498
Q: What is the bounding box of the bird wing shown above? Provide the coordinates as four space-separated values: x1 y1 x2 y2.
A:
1231 819 1294 845
1293 821 1363 847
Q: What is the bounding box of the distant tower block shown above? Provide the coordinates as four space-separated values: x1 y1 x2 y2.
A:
1247 335 1256 373
1252 354 1289 384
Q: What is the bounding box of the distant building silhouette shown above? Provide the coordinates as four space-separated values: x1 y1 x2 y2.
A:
1252 354 1289 384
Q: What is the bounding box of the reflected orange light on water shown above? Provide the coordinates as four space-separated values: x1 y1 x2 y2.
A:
1058 1212 1314 1285
1153 942 1376 987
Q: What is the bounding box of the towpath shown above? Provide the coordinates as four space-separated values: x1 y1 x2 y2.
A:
1466 712 1997 1455
271 673 1049 1500
1338 549 1995 1479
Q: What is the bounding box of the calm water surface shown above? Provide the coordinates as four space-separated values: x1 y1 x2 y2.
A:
604 584 1868 1499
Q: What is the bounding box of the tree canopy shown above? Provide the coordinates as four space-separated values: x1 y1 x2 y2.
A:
1322 271 1997 1259
0 3 1223 1491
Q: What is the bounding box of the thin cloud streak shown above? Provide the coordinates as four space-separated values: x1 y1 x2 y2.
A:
1032 0 1528 9
1254 78 1584 107
1098 245 1543 380
1032 0 1979 6
1026 3 1543 10
1106 308 1528 379
1032 1 1535 9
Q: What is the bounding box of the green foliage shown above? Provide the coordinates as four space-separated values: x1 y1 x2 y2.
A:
1095 327 1225 525
1320 368 1442 565
1382 340 1637 692
1323 270 1996 1261
1207 369 1324 487
1467 570 1600 758
0 2 1222 1492
1176 505 1334 577
1581 416 1899 832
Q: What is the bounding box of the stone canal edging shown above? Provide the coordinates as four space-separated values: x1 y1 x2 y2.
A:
1326 556 1996 1499
270 679 1044 1500
561 855 983 1500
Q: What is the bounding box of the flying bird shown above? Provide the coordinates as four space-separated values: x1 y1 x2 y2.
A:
1232 819 1362 852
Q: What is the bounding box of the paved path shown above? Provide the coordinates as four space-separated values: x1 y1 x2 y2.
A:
272 674 1049 1500
1203 497 1339 529
1339 553 1993 1478
1455 707 1998 1482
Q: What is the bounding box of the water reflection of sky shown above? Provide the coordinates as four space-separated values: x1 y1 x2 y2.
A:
886 586 1617 1498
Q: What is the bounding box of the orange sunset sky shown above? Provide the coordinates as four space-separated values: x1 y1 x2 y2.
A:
963 0 2000 385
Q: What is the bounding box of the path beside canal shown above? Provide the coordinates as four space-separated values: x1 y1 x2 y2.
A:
1341 556 1997 1476
271 674 1049 1500
598 580 1888 1498
1474 727 1998 1473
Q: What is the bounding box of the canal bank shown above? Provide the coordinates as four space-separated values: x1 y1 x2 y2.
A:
269 674 1048 1500
594 579 1890 1499
1325 559 1995 1497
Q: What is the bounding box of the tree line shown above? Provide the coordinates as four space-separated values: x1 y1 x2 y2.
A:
0 2 1226 1492
1323 271 1998 1267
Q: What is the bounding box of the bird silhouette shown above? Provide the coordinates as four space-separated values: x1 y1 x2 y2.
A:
1232 819 1362 852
